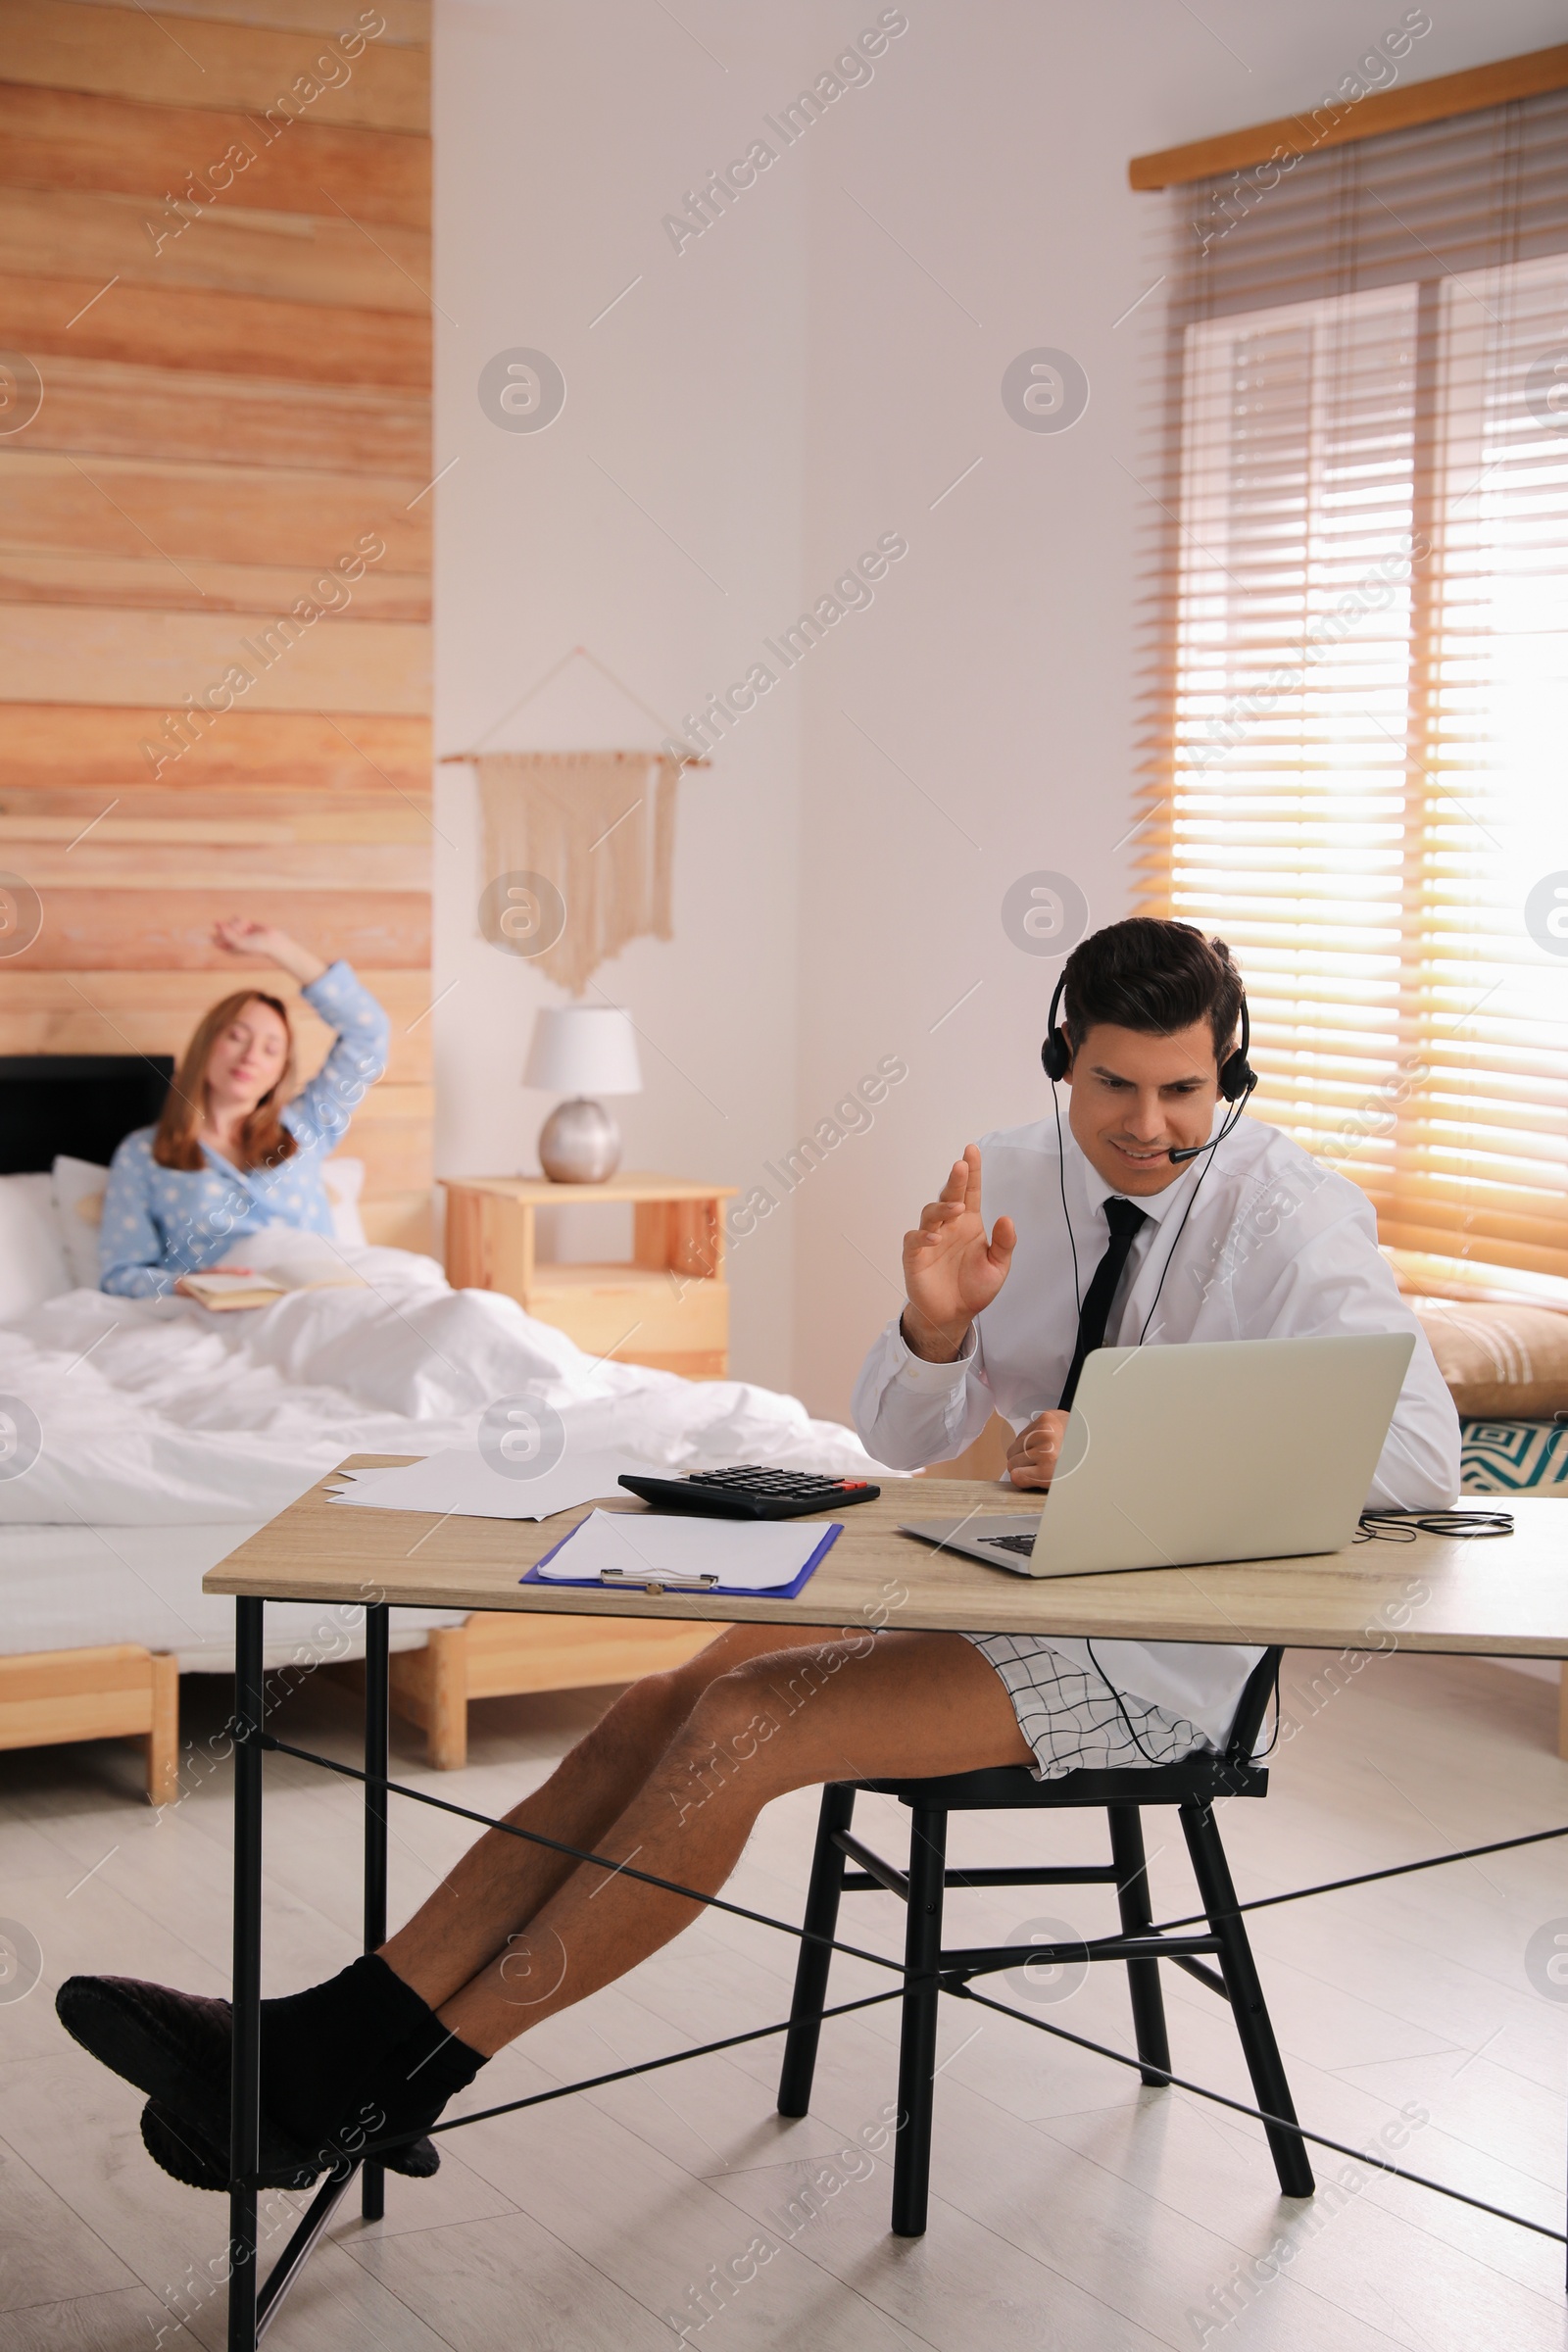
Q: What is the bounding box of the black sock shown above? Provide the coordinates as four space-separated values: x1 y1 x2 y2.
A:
260 1953 436 2146
337 2011 486 2162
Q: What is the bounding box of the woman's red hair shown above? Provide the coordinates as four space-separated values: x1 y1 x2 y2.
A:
152 991 299 1173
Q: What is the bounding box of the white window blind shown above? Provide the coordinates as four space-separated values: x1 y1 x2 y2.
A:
1140 89 1568 1299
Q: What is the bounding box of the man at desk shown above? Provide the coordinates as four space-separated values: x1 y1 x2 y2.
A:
59 917 1458 2191
854 914 1458 1776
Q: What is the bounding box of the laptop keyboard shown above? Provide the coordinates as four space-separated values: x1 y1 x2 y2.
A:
979 1533 1037 1556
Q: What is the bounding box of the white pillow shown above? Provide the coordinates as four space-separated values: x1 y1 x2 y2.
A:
321 1156 368 1246
51 1155 109 1291
51 1150 368 1288
0 1172 74 1319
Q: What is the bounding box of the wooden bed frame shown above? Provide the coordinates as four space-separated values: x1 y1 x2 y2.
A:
0 1643 179 1804
0 1616 723 1800
384 1612 726 1772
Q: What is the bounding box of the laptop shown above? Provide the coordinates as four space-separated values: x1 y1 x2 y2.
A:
900 1331 1415 1579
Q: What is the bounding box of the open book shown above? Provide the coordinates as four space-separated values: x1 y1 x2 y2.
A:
175 1262 367 1311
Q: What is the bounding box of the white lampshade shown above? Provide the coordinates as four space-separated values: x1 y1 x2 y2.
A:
523 1004 643 1096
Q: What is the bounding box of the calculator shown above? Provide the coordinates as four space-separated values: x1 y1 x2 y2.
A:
616 1467 880 1520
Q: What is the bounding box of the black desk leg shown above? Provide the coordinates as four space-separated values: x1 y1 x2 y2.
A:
363 1603 389 2224
227 1597 265 2352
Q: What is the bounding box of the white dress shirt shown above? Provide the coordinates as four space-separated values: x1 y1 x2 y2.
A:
853 1109 1460 1745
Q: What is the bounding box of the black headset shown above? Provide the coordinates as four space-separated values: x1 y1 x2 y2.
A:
1040 969 1257 1104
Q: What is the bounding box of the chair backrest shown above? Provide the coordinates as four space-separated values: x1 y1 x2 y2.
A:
1224 1646 1283 1765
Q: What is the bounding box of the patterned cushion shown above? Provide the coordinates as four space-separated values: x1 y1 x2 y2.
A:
1416 1299 1568 1418
1460 1419 1568 1494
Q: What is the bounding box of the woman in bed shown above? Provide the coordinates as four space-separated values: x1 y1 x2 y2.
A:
99 918 389 1298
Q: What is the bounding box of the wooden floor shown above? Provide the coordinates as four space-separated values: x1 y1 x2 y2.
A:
1 1650 1566 2351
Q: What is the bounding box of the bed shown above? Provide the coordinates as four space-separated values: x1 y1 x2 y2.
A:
0 1060 885 1795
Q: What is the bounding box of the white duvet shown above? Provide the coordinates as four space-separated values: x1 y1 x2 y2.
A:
0 1248 883 1527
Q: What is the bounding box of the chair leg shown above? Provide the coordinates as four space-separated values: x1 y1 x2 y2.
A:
1180 1799 1314 2197
777 1783 856 2118
1107 1805 1170 2087
891 1803 948 2237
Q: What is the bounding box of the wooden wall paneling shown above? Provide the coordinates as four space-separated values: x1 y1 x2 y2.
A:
0 187 431 310
344 1080 435 1183
61 0 430 38
0 0 432 1215
0 455 431 567
0 790 435 837
0 968 434 1080
0 551 430 622
10 838 429 891
0 605 431 714
12 890 430 969
0 82 431 224
0 708 433 792
0 273 430 384
1 3 430 133
11 360 430 476
359 1190 433 1250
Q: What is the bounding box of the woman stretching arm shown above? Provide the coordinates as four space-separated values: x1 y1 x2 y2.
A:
98 919 390 1298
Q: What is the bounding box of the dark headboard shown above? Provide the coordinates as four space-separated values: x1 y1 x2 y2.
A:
0 1055 174 1176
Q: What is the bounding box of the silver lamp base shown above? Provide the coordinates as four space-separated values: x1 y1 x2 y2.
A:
537 1096 621 1184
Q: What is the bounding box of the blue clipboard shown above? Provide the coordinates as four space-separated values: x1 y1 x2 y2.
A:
521 1517 843 1599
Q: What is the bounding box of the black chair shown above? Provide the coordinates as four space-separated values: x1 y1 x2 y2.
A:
776 1645 1312 2234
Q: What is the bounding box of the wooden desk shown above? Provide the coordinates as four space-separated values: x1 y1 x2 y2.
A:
206 1469 1568 1659
206 1478 1568 2349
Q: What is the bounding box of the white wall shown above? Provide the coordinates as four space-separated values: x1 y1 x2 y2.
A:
435 0 1565 1413
433 2 816 1381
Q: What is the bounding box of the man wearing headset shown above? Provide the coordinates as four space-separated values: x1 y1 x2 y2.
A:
854 914 1459 1778
54 918 1458 2191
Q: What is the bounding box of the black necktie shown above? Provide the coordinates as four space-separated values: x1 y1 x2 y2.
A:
1057 1196 1150 1411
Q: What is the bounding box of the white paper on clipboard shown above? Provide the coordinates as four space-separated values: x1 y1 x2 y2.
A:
533 1508 834 1591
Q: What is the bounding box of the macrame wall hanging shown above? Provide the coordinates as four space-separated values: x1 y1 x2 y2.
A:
473 749 681 997
443 647 708 998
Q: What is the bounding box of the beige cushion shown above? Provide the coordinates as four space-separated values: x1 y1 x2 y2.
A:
1413 1298 1568 1418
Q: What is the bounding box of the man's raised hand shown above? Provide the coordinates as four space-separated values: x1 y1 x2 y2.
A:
901 1145 1016 1361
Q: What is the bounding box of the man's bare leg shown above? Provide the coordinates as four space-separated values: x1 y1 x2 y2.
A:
433 1628 1031 2055
383 1623 857 2007
53 1628 1030 2187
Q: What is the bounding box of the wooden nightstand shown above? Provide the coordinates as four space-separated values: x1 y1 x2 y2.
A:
440 1173 738 1377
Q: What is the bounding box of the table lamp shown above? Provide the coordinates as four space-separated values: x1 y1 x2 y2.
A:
524 1004 643 1182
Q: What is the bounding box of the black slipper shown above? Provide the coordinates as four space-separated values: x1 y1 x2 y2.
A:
57 1975 440 2189
139 2099 320 2192
58 1975 231 2115
139 2099 440 2192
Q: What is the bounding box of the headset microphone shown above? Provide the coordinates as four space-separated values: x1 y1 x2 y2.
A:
1168 1083 1255 1164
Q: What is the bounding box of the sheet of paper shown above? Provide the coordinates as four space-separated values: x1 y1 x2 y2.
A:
534 1507 836 1591
326 1449 647 1522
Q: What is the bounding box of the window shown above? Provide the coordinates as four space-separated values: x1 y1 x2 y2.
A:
1140 89 1568 1298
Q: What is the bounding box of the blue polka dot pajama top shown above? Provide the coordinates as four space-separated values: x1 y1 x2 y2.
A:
99 961 390 1298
